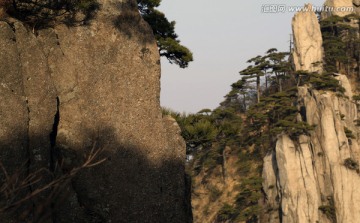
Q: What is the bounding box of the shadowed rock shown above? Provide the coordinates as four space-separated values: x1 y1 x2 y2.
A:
0 0 190 222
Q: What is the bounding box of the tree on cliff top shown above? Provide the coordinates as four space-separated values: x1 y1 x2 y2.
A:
240 55 268 103
2 0 193 69
138 0 193 68
4 0 99 25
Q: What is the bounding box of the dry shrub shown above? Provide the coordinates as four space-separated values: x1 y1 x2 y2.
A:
0 144 106 222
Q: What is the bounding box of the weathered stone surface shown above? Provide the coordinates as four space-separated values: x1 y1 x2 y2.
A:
0 23 27 180
261 151 279 223
14 21 57 184
292 4 323 73
264 10 360 220
0 21 30 223
353 0 360 15
0 0 189 222
323 0 354 18
321 0 360 18
335 74 353 98
276 134 320 223
262 78 360 223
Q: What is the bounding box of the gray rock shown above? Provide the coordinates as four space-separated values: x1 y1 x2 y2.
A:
0 0 188 222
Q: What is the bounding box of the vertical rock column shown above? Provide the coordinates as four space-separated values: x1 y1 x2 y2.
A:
292 4 323 73
262 2 360 223
262 4 324 223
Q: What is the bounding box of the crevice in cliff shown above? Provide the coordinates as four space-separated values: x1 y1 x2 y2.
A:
298 147 315 222
184 173 193 223
49 97 60 172
309 141 322 198
5 20 16 32
49 97 60 223
24 97 37 217
54 32 65 56
332 104 351 216
12 13 35 211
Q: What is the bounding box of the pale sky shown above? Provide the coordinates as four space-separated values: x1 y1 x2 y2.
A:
159 0 325 113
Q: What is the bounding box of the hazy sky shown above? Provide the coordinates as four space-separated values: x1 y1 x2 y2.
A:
159 0 325 113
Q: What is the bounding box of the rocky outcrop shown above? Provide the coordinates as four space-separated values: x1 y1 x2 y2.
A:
323 0 354 17
262 83 360 223
262 2 360 222
292 4 323 73
261 1 360 221
321 0 360 18
0 0 188 222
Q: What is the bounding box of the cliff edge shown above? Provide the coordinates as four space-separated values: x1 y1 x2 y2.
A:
0 0 190 222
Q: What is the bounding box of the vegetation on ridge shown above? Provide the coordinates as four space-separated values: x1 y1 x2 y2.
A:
319 196 337 223
320 14 360 77
165 37 348 221
2 0 99 25
0 0 193 69
162 48 285 222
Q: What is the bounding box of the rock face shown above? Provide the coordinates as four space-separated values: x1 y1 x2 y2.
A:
322 0 360 18
262 3 360 222
323 0 360 18
292 4 323 73
262 83 360 223
323 0 354 17
352 0 360 15
0 0 189 222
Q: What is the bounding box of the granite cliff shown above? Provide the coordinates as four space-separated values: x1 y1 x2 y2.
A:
0 0 190 222
262 3 360 223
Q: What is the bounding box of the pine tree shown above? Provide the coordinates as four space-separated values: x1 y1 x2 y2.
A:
7 0 99 24
240 55 269 103
138 0 193 68
265 48 290 92
222 78 254 112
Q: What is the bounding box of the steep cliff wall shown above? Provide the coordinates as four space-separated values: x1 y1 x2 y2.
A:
0 0 189 222
262 3 360 223
262 83 360 223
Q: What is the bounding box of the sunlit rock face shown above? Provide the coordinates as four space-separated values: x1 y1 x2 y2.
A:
292 4 323 73
263 83 360 223
262 3 360 223
323 0 354 17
